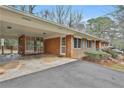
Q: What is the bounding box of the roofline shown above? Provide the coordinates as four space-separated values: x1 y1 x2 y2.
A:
0 5 108 43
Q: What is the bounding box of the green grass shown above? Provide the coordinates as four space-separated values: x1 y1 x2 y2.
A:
110 64 124 72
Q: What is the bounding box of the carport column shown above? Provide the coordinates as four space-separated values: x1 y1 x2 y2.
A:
1 38 4 55
18 35 26 55
66 35 73 58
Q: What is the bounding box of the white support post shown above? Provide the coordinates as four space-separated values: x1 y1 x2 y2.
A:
1 38 4 55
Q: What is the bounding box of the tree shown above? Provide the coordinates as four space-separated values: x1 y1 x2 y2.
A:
9 5 85 31
114 6 124 35
39 6 84 31
41 9 50 19
20 5 26 12
111 5 124 49
86 17 115 38
9 5 37 14
52 5 71 25
28 5 37 14
68 11 84 29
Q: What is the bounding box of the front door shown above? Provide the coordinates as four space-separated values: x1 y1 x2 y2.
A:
60 37 66 55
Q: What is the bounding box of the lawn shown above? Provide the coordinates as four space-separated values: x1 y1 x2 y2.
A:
84 50 124 73
109 64 124 72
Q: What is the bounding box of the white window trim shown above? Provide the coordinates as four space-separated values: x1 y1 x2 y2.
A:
73 38 81 49
60 36 66 55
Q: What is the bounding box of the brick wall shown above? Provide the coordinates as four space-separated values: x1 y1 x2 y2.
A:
66 35 73 57
44 37 60 55
18 35 26 55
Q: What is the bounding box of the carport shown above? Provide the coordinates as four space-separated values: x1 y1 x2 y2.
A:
0 6 72 56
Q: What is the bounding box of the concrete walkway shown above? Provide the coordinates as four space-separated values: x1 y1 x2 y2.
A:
0 55 77 82
0 61 124 88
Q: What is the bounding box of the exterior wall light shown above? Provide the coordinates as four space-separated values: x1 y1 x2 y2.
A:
7 26 12 29
43 33 46 35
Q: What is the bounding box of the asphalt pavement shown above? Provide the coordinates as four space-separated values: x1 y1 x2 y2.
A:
0 61 124 88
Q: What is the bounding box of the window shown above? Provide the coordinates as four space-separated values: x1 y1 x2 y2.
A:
62 37 66 46
74 38 77 48
26 37 34 52
26 37 44 53
86 40 92 48
74 38 81 48
61 37 66 54
35 37 44 52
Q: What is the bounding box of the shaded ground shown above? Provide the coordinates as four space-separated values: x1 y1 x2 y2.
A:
0 54 19 64
0 61 124 88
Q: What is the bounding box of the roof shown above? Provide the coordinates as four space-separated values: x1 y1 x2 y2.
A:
0 5 108 43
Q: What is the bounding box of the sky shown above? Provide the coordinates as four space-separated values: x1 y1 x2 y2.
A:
34 5 116 22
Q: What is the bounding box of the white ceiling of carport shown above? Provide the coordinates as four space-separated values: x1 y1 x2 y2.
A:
0 21 65 39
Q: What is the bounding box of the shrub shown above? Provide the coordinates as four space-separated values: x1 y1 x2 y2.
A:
85 50 111 60
110 51 118 58
102 49 118 58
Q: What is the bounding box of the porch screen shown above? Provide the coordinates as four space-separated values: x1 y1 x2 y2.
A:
26 37 34 53
26 36 43 54
35 37 44 53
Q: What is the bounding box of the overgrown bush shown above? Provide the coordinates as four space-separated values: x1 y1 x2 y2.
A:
110 51 118 58
85 50 111 60
102 49 118 58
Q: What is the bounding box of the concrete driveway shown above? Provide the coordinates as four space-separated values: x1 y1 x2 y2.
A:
0 61 124 88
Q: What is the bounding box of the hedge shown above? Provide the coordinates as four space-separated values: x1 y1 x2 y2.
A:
85 50 111 60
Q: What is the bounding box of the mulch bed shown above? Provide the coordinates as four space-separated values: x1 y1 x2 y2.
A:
82 56 118 66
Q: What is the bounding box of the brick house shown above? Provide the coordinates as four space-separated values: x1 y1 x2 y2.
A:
0 6 109 58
